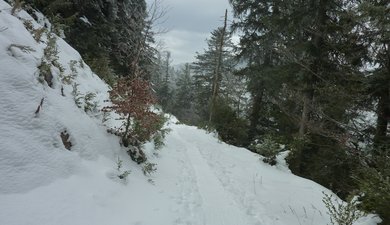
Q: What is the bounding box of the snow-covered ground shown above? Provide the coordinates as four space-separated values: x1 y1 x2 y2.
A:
0 1 381 225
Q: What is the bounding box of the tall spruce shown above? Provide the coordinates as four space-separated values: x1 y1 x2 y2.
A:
355 1 390 223
173 63 196 123
155 51 174 111
230 0 368 197
192 25 237 123
358 0 390 148
209 9 228 123
191 22 248 145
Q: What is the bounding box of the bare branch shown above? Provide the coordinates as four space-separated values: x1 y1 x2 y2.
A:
147 0 170 35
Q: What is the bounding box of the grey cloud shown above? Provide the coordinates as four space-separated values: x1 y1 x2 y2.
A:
147 0 232 64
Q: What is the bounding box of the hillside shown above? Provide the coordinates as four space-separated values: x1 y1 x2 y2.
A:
0 1 381 225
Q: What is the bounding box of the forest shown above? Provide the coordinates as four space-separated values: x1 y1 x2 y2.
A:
154 2 389 223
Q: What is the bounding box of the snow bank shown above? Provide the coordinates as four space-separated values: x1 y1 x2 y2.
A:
0 0 121 194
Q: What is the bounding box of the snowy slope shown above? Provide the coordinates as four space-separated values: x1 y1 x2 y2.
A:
0 2 380 225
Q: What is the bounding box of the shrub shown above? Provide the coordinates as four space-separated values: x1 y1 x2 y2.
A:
61 60 77 84
71 83 83 108
250 135 281 165
11 0 22 15
33 27 46 42
85 54 116 86
104 78 166 163
211 99 248 147
356 146 390 224
116 157 131 181
44 33 59 62
142 162 157 176
38 61 53 87
322 192 365 225
70 83 98 113
22 19 34 31
38 33 62 88
83 92 98 113
153 129 169 150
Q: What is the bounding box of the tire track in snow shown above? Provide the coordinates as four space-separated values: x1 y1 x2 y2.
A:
198 151 274 224
167 129 204 225
177 134 262 225
175 125 270 225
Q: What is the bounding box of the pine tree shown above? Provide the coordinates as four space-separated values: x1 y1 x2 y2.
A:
355 2 390 223
191 22 248 145
29 0 153 79
358 0 390 148
229 0 291 141
173 63 196 123
230 0 368 197
192 26 237 123
156 51 174 111
209 10 228 123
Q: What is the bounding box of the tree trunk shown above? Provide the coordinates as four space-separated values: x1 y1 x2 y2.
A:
299 90 312 137
124 114 132 139
248 89 264 141
298 0 326 138
374 52 390 146
165 51 170 83
375 90 389 143
209 9 228 123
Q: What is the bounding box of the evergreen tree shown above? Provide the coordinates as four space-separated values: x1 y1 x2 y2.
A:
230 0 368 197
28 0 153 79
173 63 196 123
358 0 390 148
229 0 288 141
191 23 248 145
192 26 237 123
155 51 174 111
355 2 390 223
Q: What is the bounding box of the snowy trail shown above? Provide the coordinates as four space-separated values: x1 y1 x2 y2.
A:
175 126 272 223
183 143 260 225
166 124 347 225
168 125 262 225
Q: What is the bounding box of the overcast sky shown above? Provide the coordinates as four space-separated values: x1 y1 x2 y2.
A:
146 0 232 65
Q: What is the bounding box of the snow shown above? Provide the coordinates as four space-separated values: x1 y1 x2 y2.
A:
0 1 381 225
79 16 92 26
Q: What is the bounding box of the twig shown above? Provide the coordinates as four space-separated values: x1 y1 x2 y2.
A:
34 97 44 114
289 205 303 225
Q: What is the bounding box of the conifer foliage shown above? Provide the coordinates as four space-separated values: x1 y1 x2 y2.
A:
228 0 389 223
